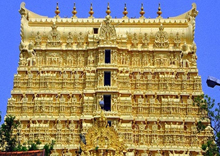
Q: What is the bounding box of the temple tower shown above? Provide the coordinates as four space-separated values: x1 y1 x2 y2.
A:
6 2 212 156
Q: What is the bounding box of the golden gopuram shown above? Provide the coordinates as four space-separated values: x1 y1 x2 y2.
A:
6 2 213 156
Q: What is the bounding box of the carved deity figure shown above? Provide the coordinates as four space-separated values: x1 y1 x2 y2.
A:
112 95 118 111
191 52 197 67
19 53 26 66
131 33 139 48
187 95 193 105
112 71 117 86
88 52 94 65
66 32 73 47
68 120 75 130
98 72 103 86
56 120 63 130
47 22 61 47
142 53 148 66
78 53 84 67
35 31 41 46
99 15 116 44
174 32 181 48
154 24 169 48
27 40 36 66
142 33 149 48
181 42 190 68
77 32 84 48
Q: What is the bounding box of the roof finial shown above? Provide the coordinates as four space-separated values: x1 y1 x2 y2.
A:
157 3 162 17
106 3 111 15
123 3 128 17
140 3 145 18
89 3 94 18
55 2 60 17
72 3 77 18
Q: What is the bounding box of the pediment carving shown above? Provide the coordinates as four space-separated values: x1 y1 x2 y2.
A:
99 15 116 44
154 24 169 48
47 22 61 47
81 111 126 155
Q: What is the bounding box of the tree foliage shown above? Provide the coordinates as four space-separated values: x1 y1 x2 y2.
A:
0 115 55 154
43 140 55 156
194 94 220 155
0 115 20 152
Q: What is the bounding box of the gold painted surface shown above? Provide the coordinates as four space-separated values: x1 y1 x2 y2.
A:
6 2 212 156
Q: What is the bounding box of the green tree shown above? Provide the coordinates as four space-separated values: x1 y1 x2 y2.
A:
0 115 20 152
194 94 220 155
43 140 55 156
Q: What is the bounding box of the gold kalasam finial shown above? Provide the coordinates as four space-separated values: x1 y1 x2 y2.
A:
55 2 60 17
123 3 128 17
72 3 77 17
89 3 94 17
106 3 111 15
157 3 162 17
140 3 145 17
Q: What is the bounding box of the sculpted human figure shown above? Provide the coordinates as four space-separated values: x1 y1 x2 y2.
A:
19 53 26 66
88 52 94 65
56 120 62 130
191 52 197 67
47 22 61 46
112 95 118 111
98 72 103 86
99 15 116 44
142 33 149 48
77 32 84 48
112 71 117 86
27 40 36 66
35 31 41 46
66 32 73 47
154 24 169 48
131 33 138 48
174 32 181 48
181 42 190 68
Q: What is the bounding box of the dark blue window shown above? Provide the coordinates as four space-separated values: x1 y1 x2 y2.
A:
104 95 111 111
105 50 111 63
104 71 111 86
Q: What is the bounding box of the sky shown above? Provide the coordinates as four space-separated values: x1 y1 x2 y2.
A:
0 0 219 124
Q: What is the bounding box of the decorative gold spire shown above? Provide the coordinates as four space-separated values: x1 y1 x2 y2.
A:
140 3 145 18
72 3 77 18
106 3 111 15
123 3 128 17
55 2 60 17
157 3 162 17
89 3 94 18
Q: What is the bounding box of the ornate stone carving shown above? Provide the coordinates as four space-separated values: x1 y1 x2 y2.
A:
154 24 169 48
181 42 190 68
19 53 26 66
35 31 41 47
174 32 181 48
47 22 61 47
8 3 211 155
77 32 84 48
66 32 73 48
99 15 116 44
27 40 36 66
131 33 139 48
88 52 94 65
142 33 149 48
81 111 126 155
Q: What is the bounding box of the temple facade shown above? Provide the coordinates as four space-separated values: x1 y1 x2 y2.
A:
6 2 212 156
